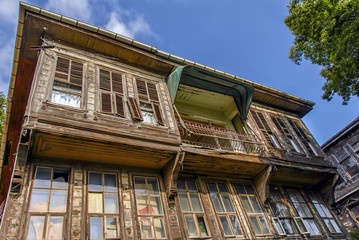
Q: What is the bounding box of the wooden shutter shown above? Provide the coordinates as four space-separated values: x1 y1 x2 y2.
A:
147 83 159 101
100 69 111 90
101 92 112 113
153 103 164 125
252 111 275 147
54 57 69 82
271 116 290 135
69 60 83 87
112 72 123 94
136 79 148 99
115 94 125 117
287 118 315 155
128 97 143 121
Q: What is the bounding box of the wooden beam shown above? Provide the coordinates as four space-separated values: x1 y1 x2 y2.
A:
253 165 274 205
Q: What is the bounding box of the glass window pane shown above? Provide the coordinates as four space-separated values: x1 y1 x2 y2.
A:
49 190 67 212
320 204 332 218
51 90 80 108
250 216 262 235
154 218 166 239
315 204 326 217
29 189 49 212
185 215 198 237
88 192 103 213
140 218 153 239
104 193 119 214
197 216 209 237
304 219 320 235
208 183 217 192
245 185 254 194
104 174 117 192
136 195 148 215
89 172 102 191
34 167 52 188
219 216 233 236
189 192 203 212
330 219 341 233
90 217 103 239
250 196 263 213
106 217 118 238
187 180 197 191
259 216 270 234
235 185 246 194
178 192 191 212
217 183 227 193
52 169 68 189
27 216 45 240
295 218 308 233
211 193 225 213
222 193 235 212
241 196 253 213
273 219 284 235
149 196 163 215
177 180 186 190
47 216 63 240
280 219 296 235
229 215 242 236
147 178 160 195
134 177 146 195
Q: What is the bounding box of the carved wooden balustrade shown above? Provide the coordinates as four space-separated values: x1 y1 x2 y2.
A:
177 119 264 155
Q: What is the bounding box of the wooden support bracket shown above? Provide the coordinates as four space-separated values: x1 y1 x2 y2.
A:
253 165 275 206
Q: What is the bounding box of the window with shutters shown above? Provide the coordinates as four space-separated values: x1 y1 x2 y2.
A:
130 77 164 125
51 56 84 108
87 172 121 239
99 68 125 117
271 116 302 153
177 179 210 238
26 167 70 240
235 184 271 236
287 118 319 156
251 111 281 148
207 182 244 238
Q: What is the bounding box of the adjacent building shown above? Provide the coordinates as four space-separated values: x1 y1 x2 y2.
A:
0 2 348 239
322 116 359 230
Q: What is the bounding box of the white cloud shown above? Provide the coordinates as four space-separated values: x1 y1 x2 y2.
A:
0 0 20 25
45 0 92 22
105 11 157 39
0 40 14 95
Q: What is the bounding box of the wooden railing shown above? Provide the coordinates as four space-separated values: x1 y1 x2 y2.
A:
177 119 264 155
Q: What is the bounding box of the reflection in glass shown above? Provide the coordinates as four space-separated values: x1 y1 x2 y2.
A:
104 193 119 214
147 178 160 195
30 189 49 212
250 216 262 235
134 177 146 195
106 217 118 238
230 215 242 236
149 197 163 215
27 216 45 240
189 192 203 212
220 216 232 236
47 216 63 240
104 174 117 192
222 194 235 212
140 218 153 239
90 217 103 239
34 168 52 188
154 218 166 238
211 193 224 212
178 192 191 212
137 195 148 215
49 190 67 212
89 172 102 191
185 215 198 237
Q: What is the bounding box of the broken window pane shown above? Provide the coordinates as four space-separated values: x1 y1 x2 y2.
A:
52 169 68 189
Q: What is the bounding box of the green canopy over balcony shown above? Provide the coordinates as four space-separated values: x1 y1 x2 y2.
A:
167 66 254 120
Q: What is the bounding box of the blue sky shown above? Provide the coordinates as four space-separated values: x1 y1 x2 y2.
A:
0 0 358 145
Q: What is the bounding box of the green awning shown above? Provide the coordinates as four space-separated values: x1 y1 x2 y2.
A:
166 66 254 120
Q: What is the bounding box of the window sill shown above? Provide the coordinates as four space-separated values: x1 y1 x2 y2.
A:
42 101 87 114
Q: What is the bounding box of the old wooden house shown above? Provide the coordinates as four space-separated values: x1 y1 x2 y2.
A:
322 116 359 230
0 2 348 239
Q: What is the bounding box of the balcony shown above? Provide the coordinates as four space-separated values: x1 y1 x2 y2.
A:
177 119 264 155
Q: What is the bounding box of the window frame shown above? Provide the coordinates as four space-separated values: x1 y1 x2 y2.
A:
340 155 359 178
234 184 272 237
207 182 244 238
133 175 168 239
25 166 71 240
87 171 122 239
51 55 85 109
177 179 210 239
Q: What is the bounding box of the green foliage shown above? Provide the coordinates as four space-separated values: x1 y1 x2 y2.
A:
285 0 359 104
0 92 6 140
350 229 359 240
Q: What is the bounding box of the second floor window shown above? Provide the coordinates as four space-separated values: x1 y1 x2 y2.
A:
27 167 69 240
251 111 281 148
341 156 359 178
99 69 125 117
52 56 83 108
178 179 209 238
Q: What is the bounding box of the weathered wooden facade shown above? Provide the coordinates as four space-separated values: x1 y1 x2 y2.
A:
322 116 359 231
0 2 349 239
